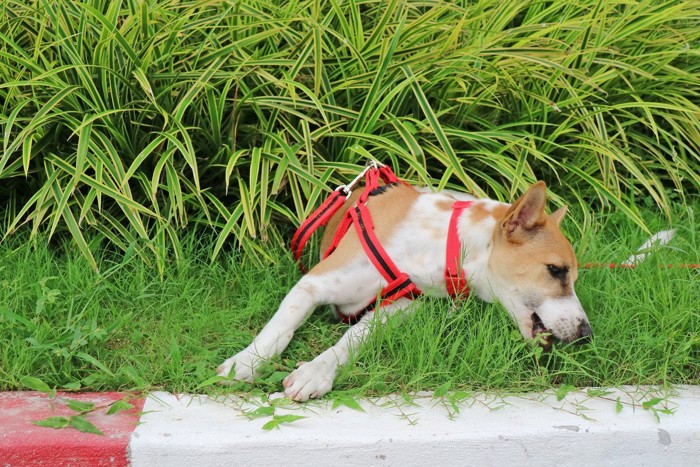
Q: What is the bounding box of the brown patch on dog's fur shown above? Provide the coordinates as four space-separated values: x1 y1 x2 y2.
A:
434 199 454 213
468 203 509 224
489 182 578 299
309 184 420 275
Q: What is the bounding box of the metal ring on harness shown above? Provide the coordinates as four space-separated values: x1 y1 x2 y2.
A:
335 160 385 197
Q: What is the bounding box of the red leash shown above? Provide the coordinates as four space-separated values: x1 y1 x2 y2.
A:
292 167 696 326
321 164 402 261
290 190 347 272
581 262 698 269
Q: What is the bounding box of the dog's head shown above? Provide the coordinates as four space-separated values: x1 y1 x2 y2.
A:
488 181 591 348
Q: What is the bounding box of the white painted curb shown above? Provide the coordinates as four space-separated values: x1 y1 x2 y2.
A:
129 386 699 466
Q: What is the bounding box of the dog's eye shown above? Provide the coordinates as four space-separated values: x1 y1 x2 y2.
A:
547 264 568 279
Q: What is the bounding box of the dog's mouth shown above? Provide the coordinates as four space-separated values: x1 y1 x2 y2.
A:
531 312 553 350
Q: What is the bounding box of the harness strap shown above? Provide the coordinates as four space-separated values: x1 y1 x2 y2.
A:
445 201 473 297
323 210 354 260
340 274 419 324
351 204 402 283
323 165 401 260
291 189 347 271
291 163 471 326
338 203 421 324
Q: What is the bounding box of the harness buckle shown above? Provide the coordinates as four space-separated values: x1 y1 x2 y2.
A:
445 272 469 298
365 159 385 169
335 160 384 197
335 184 352 197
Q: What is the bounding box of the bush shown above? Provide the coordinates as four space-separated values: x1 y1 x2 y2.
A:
1 0 698 269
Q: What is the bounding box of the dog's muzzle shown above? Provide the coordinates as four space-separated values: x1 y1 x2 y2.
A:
573 320 593 344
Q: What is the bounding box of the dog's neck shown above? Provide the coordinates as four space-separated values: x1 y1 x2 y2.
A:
456 199 507 303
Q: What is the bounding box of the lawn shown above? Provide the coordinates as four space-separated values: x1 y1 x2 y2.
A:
0 0 698 400
1 201 697 396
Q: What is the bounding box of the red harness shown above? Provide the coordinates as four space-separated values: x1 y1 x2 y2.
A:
291 164 471 323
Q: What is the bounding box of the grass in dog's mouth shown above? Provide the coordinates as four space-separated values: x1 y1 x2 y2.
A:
531 312 554 351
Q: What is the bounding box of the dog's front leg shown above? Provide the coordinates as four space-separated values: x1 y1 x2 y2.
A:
217 275 324 382
282 298 413 401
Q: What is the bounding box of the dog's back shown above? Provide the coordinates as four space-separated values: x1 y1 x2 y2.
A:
319 183 421 257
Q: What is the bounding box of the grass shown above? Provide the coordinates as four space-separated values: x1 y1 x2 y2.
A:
1 200 698 396
1 0 699 268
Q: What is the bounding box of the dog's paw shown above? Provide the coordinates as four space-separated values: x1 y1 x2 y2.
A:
282 359 336 401
217 349 261 382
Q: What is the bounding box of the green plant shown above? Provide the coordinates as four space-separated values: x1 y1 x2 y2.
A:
1 0 698 268
22 376 135 435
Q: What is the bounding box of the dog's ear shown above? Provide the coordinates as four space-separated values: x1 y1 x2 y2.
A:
501 181 547 240
549 205 568 226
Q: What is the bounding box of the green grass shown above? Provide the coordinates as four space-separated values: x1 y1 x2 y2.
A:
2 201 698 395
1 0 698 402
1 0 699 269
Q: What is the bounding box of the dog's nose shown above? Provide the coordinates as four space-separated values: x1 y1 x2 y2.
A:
574 320 592 344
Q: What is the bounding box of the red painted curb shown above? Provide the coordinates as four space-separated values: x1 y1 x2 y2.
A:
0 391 145 466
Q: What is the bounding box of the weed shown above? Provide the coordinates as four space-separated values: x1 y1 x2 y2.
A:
21 376 135 436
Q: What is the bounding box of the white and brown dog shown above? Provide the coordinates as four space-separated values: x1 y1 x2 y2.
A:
218 180 591 401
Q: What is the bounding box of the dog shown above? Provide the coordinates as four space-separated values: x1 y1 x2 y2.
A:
217 179 591 401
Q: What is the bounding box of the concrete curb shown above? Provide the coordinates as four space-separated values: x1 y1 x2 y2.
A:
129 386 700 466
2 387 698 466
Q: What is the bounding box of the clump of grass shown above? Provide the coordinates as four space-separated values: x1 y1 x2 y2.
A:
1 202 697 395
1 0 699 268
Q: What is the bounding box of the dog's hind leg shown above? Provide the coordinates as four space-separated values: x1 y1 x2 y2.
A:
282 298 414 401
217 274 326 382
